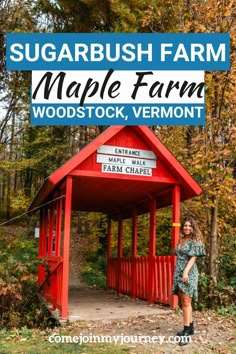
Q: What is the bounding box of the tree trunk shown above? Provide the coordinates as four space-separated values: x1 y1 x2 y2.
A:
209 200 218 308
6 173 11 220
6 111 15 220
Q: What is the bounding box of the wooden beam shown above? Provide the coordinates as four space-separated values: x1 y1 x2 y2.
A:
117 217 123 295
172 184 180 250
107 217 112 289
131 208 137 299
39 209 43 258
171 184 180 308
70 170 177 184
48 204 54 257
55 197 63 257
38 209 44 287
43 207 48 257
148 196 156 305
61 176 72 319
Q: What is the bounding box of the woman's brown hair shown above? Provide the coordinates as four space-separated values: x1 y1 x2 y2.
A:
180 216 204 243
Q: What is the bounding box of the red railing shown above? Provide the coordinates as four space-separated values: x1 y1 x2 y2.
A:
107 255 175 306
153 255 174 304
38 256 63 312
120 256 132 294
136 256 149 299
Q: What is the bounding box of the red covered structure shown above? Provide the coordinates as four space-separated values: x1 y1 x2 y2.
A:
28 126 202 319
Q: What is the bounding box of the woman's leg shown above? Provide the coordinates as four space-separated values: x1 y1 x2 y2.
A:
179 291 192 326
179 292 192 346
190 304 193 323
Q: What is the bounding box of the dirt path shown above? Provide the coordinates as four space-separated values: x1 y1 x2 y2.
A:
62 287 236 353
70 310 236 353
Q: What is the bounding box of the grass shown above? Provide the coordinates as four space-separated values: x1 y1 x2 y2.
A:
0 329 130 354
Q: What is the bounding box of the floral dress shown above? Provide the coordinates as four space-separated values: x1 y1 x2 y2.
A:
172 239 206 301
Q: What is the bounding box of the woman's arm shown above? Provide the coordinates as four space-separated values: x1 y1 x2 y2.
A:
182 256 197 283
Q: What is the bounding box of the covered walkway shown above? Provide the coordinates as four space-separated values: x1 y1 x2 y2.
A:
29 126 202 319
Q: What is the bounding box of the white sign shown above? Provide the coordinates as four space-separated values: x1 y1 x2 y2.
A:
35 227 39 238
97 145 156 159
102 164 152 176
96 154 156 168
97 145 156 176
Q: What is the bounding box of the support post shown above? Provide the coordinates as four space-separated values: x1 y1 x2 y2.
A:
43 207 48 257
172 184 181 251
38 208 43 258
61 176 72 319
106 217 111 289
148 196 156 305
48 204 54 256
117 217 123 295
55 197 63 257
171 184 180 308
39 207 48 290
131 208 137 299
38 209 44 287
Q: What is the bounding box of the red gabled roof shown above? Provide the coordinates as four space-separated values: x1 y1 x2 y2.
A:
28 126 202 217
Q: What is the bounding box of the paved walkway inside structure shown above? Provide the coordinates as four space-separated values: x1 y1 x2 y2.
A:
66 286 173 322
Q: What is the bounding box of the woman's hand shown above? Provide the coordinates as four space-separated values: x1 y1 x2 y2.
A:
182 271 189 283
182 256 197 283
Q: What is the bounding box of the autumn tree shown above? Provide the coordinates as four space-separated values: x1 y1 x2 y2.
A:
156 0 236 307
37 0 113 32
0 1 37 218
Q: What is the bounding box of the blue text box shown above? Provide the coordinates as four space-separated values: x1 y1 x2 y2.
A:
31 103 205 126
7 33 230 71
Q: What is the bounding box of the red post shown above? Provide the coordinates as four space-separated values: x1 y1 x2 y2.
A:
38 209 44 287
43 207 48 257
55 197 63 257
39 207 48 290
167 256 172 304
171 184 180 308
131 208 137 299
172 184 180 250
48 204 54 256
107 217 111 289
61 176 72 319
148 196 156 304
163 256 167 303
157 256 161 301
39 209 43 258
117 217 123 295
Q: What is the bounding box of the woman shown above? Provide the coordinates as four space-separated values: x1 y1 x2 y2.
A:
172 216 206 346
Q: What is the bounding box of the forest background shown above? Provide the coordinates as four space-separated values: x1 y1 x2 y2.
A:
0 0 235 330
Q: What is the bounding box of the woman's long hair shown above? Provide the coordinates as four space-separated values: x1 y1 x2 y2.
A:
180 216 204 243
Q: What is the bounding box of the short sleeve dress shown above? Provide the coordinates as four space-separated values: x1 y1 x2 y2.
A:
172 239 206 301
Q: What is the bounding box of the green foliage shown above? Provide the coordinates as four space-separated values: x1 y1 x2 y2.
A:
0 326 130 354
137 214 150 256
196 271 236 313
0 228 58 329
155 208 172 255
194 229 236 312
217 304 236 317
81 255 107 289
218 230 236 288
196 273 211 310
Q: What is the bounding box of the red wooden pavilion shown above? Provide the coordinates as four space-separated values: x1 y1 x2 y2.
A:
28 126 202 319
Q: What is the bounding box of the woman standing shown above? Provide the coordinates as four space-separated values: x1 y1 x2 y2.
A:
172 216 206 346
